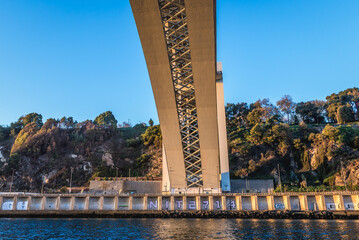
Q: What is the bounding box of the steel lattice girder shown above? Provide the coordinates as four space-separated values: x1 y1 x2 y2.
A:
158 0 203 188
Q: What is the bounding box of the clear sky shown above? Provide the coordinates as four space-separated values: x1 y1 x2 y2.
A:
0 0 358 126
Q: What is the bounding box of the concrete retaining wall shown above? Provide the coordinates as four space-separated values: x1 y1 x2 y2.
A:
1 192 359 213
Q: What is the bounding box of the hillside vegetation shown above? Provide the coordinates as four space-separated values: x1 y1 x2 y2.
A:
0 87 359 192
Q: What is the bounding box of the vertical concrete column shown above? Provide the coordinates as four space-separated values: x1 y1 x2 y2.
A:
183 196 187 210
353 195 359 210
0 196 3 209
299 195 308 211
315 195 326 210
114 196 119 210
251 196 258 210
170 196 175 210
196 196 201 210
208 196 213 210
99 196 104 210
268 196 275 210
283 196 291 210
41 196 46 210
27 196 31 210
236 196 242 210
12 196 17 210
334 195 345 210
56 196 60 210
158 196 162 211
143 196 148 210
70 196 75 210
84 196 90 210
221 196 227 210
128 196 133 210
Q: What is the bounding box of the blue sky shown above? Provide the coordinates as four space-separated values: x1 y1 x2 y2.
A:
0 0 358 126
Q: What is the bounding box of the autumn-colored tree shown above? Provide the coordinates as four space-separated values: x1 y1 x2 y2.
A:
276 95 295 123
247 99 278 125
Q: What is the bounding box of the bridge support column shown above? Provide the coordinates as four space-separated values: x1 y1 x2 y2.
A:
216 66 231 192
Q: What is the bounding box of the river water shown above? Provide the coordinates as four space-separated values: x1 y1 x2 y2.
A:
0 218 358 239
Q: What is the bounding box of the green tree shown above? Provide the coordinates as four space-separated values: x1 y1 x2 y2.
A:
225 102 250 128
0 126 10 142
21 113 43 127
94 111 118 127
141 125 162 148
59 117 76 128
148 119 154 127
336 105 354 124
247 108 265 125
295 101 325 124
326 87 359 122
10 113 43 135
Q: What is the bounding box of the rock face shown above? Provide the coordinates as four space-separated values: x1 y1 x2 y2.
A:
0 121 161 192
335 159 359 186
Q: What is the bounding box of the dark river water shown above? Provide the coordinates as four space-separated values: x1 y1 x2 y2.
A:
0 218 358 239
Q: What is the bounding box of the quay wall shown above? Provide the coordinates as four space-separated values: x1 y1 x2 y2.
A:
0 192 359 212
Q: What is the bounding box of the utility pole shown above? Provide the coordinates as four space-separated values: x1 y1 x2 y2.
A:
341 160 348 191
69 167 73 193
41 175 45 194
9 169 15 193
277 164 282 192
129 168 131 178
115 167 118 181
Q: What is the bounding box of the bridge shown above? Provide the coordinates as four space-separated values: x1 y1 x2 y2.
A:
130 0 230 194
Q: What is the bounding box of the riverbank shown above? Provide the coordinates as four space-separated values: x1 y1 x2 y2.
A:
1 210 359 219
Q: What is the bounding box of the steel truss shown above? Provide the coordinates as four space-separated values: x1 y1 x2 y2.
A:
158 0 203 188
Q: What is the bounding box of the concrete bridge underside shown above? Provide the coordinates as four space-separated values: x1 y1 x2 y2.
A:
130 0 230 193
